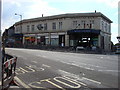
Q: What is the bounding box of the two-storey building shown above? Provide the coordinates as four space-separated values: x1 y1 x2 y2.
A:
14 12 112 51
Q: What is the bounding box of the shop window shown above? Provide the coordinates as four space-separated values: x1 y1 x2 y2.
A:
51 38 59 46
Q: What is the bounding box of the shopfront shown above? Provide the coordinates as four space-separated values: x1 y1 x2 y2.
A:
67 29 100 48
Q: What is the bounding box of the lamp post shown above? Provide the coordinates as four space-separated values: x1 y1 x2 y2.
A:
15 13 22 33
15 13 23 46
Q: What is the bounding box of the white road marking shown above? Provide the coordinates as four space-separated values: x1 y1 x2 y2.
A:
31 61 37 63
63 76 87 86
42 64 51 68
98 69 119 72
82 77 101 84
54 77 81 88
36 55 48 58
100 57 103 59
58 69 101 85
41 55 47 58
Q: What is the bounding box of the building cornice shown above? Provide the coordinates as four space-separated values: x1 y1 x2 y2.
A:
14 12 113 26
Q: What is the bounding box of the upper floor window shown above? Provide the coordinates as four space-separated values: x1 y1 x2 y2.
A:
52 22 56 30
102 21 104 30
44 23 47 30
90 20 94 29
73 21 77 28
81 20 86 28
27 25 30 32
16 27 19 32
105 23 107 31
59 22 62 30
90 20 94 24
31 25 34 31
108 24 110 33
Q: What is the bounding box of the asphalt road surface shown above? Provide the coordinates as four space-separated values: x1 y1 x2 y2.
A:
5 48 119 89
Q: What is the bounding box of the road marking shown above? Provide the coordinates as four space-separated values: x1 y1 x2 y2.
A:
14 76 32 89
54 76 81 88
41 79 65 90
19 67 29 72
29 78 65 89
16 66 36 75
42 64 51 68
29 81 48 89
26 66 36 72
31 61 37 63
41 55 47 58
63 76 87 86
98 69 119 72
28 76 83 89
82 77 101 84
16 68 26 75
58 69 101 85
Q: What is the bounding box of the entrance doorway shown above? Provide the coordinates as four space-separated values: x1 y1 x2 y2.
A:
59 35 65 47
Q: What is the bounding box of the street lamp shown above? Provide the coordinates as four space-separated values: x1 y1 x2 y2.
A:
15 13 23 46
15 13 22 33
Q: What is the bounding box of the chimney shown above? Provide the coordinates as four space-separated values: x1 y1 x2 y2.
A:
95 10 96 13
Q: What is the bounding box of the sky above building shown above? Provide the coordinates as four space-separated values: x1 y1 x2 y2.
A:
1 0 119 44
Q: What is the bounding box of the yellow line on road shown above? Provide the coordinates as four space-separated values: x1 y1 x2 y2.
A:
14 76 32 90
19 67 29 72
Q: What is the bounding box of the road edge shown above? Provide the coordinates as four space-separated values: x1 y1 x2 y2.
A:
14 76 32 90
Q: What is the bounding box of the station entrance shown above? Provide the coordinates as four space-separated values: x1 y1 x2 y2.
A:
67 29 100 49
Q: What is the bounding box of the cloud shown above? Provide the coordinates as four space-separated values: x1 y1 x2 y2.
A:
2 0 64 31
1 17 16 33
23 0 64 19
45 0 118 8
95 0 118 8
3 0 21 7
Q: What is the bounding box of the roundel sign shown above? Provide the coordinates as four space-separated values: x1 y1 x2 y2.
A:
37 24 43 30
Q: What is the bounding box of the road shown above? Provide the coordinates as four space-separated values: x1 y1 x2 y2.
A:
5 48 119 89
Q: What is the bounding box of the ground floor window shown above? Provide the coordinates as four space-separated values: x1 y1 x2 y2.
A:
45 38 50 45
51 38 59 46
24 36 35 45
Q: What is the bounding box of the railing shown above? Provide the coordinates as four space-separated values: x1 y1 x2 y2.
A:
2 55 17 90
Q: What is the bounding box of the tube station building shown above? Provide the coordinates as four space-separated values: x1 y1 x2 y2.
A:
14 12 112 51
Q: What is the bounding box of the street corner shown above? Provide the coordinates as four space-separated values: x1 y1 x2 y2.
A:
13 76 32 89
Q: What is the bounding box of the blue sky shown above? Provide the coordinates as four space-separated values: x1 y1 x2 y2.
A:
2 0 119 44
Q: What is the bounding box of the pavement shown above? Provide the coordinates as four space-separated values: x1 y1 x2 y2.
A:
0 79 22 90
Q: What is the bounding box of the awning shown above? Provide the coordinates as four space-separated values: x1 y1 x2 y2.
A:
67 29 101 35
